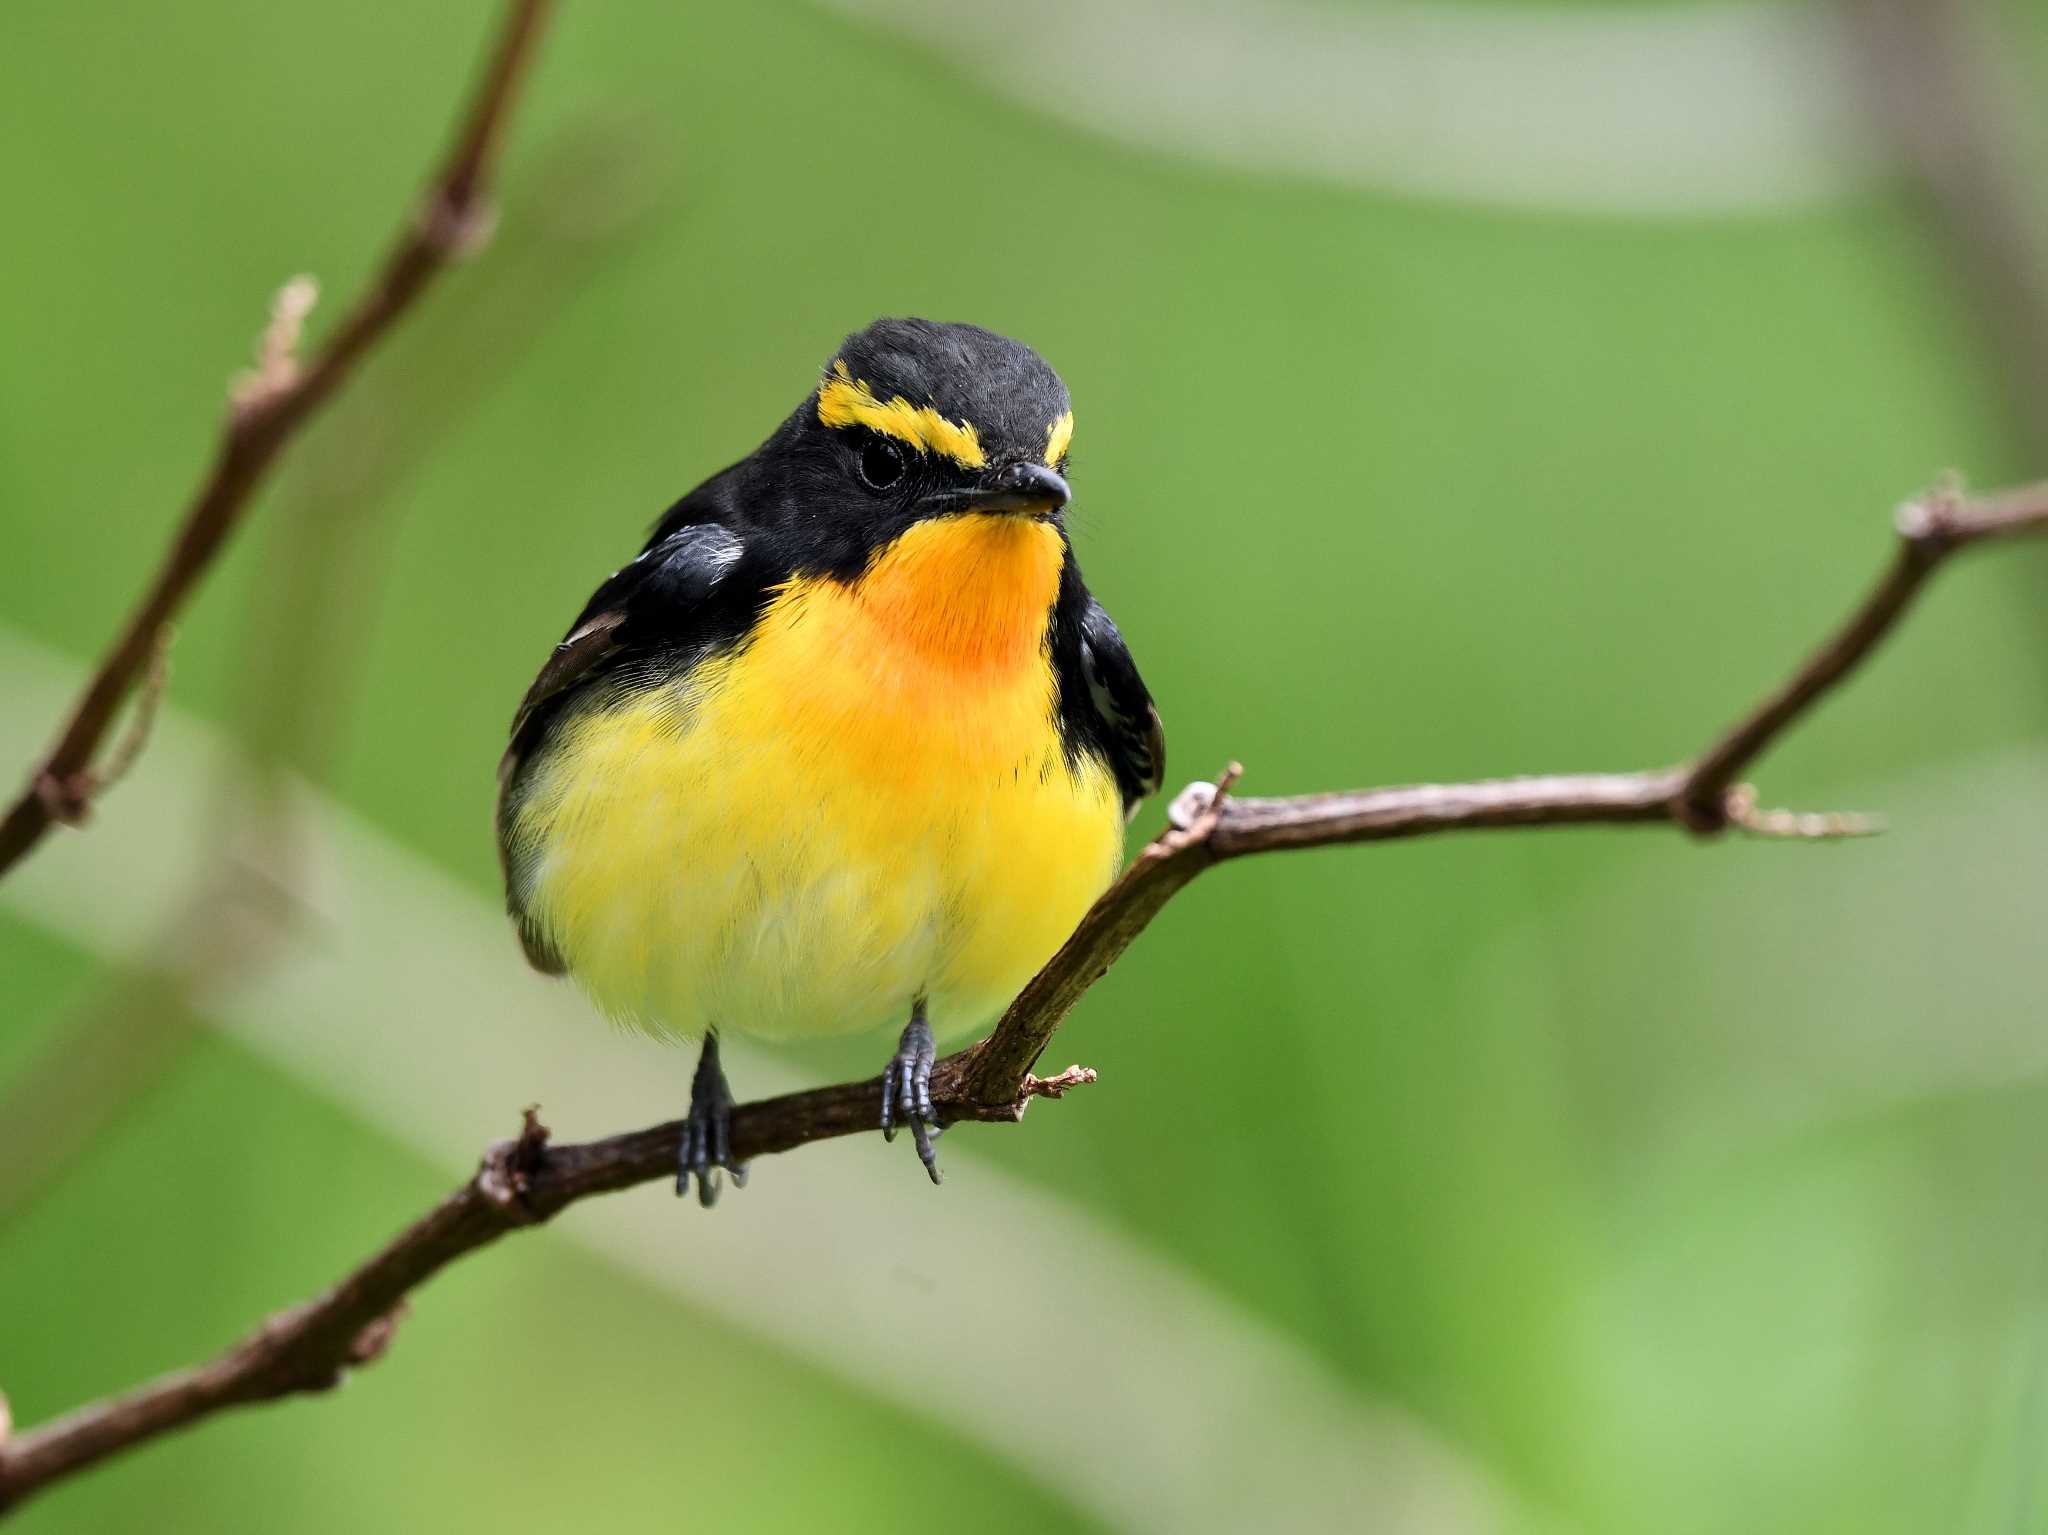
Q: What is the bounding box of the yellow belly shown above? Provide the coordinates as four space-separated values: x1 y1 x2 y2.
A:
511 515 1124 1043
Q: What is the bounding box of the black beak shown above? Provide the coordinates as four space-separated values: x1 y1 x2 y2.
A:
937 461 1070 517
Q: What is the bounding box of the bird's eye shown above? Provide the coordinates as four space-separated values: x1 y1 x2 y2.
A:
858 436 906 490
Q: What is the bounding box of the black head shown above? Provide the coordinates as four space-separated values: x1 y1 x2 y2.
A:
714 318 1077 579
828 317 1072 470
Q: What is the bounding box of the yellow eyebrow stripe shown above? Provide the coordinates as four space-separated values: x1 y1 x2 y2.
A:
816 360 986 470
1044 410 1074 467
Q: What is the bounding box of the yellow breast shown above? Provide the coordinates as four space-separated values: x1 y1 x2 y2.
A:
511 514 1124 1042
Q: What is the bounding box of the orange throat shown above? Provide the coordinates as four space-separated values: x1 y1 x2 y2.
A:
846 513 1066 675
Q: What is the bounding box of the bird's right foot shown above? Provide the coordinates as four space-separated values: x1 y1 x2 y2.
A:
676 1031 747 1208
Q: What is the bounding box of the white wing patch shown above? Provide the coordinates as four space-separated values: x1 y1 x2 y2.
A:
658 523 744 585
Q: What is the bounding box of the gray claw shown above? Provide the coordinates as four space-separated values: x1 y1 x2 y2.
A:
882 1004 942 1184
676 1032 747 1207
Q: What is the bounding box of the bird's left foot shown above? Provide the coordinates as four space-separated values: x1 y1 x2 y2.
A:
677 1031 747 1208
880 1003 943 1185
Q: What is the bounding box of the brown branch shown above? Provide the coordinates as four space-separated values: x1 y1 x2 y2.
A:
2 475 2044 1515
1679 474 2037 824
0 1078 1083 1515
975 477 2045 1093
0 0 553 881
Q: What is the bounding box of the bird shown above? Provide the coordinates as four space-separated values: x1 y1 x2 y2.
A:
495 317 1164 1203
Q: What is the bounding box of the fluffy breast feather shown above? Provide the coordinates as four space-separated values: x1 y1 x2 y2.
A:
509 514 1124 1042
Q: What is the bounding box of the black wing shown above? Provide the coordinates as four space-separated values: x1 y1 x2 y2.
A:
1054 575 1165 821
495 520 758 973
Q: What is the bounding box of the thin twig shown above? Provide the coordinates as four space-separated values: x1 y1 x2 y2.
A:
0 0 553 881
1 475 2043 1516
978 477 2048 1091
0 1075 1078 1514
92 626 173 796
0 122 678 1232
1677 476 2024 827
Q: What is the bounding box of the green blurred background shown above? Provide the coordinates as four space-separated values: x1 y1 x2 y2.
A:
5 0 2048 1529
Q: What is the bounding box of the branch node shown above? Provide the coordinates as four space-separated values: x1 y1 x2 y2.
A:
1022 1064 1098 1100
476 1105 551 1218
343 1306 409 1371
1165 781 1212 833
516 1102 550 1156
1163 785 1206 832
23 625 175 833
1896 469 1972 552
1725 784 1886 840
229 275 320 423
31 768 95 827
1671 785 1730 838
418 189 499 259
1162 762 1244 848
